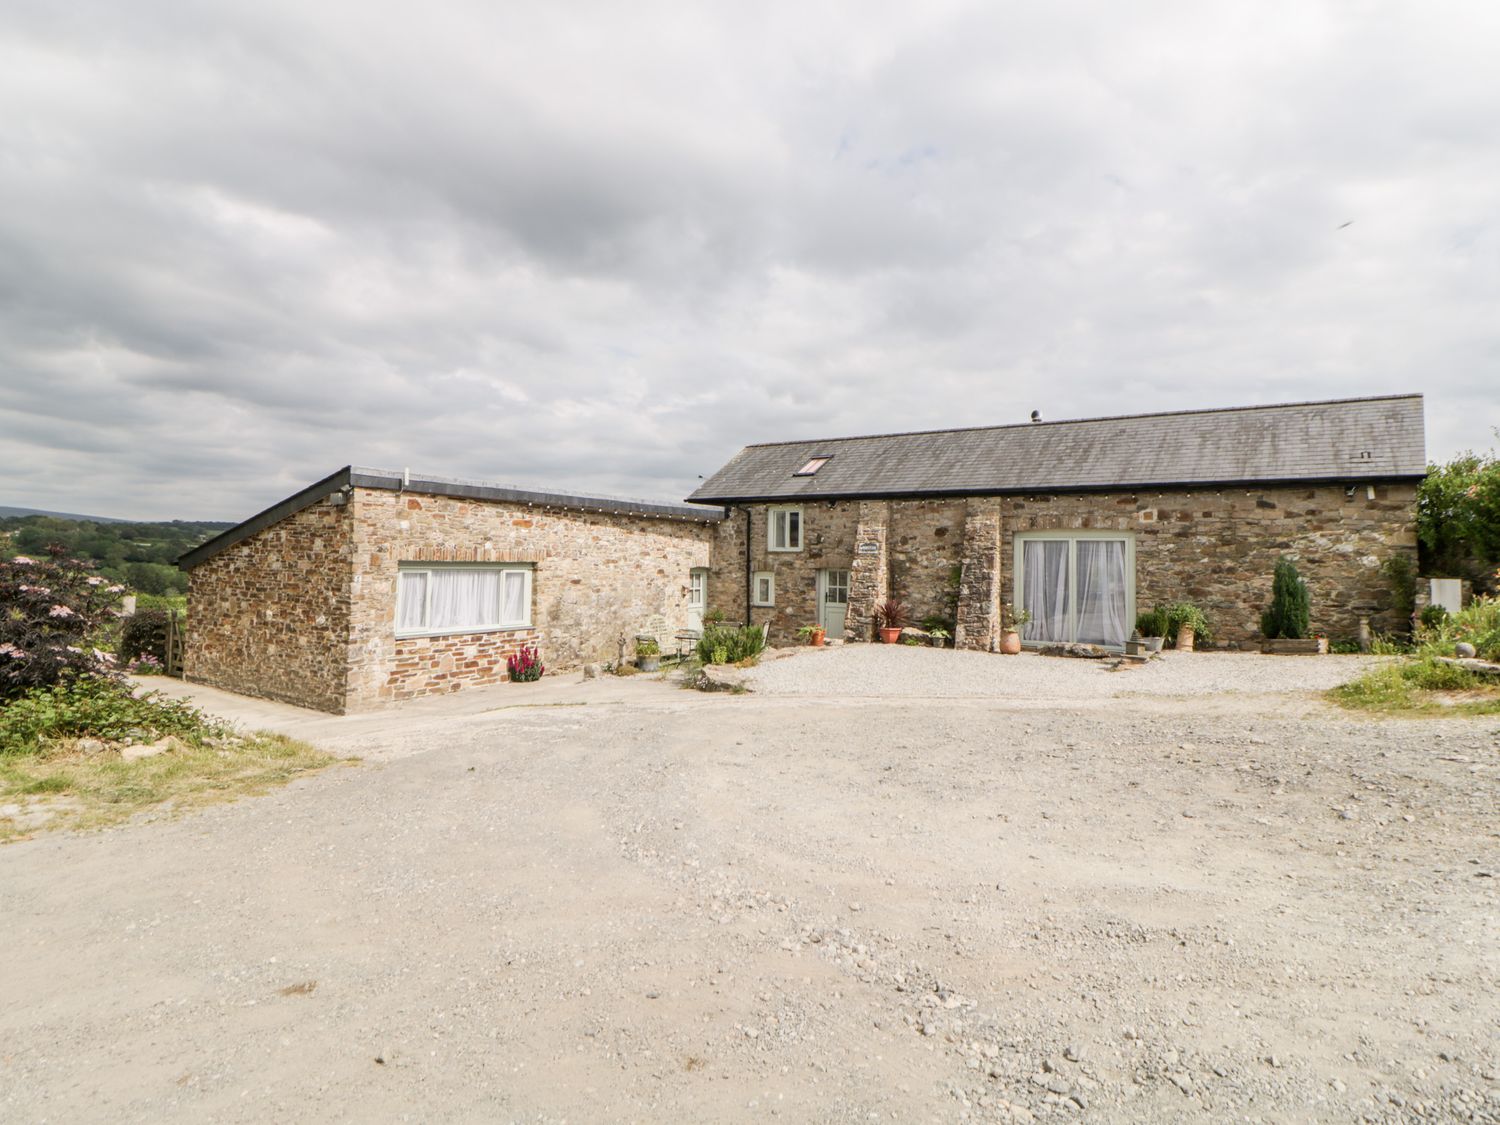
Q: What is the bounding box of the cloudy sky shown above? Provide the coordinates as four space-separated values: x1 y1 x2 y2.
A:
3 0 1497 520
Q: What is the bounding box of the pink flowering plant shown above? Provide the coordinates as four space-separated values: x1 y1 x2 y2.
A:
506 645 544 683
1 545 125 699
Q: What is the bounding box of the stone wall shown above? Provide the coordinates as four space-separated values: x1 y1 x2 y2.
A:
184 496 354 712
997 482 1420 644
345 488 717 708
726 482 1418 648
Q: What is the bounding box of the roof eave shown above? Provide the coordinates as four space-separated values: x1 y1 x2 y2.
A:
687 472 1427 507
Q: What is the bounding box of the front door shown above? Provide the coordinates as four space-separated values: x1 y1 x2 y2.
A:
687 568 708 634
818 569 849 639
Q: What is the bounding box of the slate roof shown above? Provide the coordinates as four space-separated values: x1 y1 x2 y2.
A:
179 466 722 570
687 394 1426 505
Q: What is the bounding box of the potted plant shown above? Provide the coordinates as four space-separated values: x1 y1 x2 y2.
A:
928 628 951 648
1134 608 1169 653
797 623 827 647
635 637 661 672
1260 557 1324 653
873 599 907 644
1000 605 1030 654
1162 602 1211 653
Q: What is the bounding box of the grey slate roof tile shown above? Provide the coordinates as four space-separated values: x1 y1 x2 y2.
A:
687 394 1425 504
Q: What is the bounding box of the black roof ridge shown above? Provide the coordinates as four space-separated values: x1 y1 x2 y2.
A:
734 393 1425 451
347 465 708 517
179 465 722 570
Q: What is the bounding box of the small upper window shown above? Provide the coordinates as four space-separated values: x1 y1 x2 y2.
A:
768 507 803 552
794 456 831 477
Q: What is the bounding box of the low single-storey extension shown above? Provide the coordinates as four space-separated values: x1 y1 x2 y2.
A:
181 394 1425 712
180 468 720 712
686 394 1425 651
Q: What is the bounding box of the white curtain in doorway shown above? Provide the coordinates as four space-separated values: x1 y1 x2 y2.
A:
1022 540 1070 642
1074 539 1128 646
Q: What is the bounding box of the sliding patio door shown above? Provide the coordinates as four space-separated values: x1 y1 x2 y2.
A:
1017 533 1133 648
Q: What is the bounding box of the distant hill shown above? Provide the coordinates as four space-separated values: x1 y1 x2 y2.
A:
0 504 135 523
0 512 234 595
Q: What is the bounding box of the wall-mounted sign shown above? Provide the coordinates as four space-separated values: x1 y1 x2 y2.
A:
856 542 880 555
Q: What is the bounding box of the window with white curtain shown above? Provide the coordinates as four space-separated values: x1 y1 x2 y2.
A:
1016 533 1133 649
395 565 532 636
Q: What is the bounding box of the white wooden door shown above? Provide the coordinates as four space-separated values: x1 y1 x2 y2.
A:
818 569 849 639
687 568 708 634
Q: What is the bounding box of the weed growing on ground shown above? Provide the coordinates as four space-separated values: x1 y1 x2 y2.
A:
1330 654 1500 717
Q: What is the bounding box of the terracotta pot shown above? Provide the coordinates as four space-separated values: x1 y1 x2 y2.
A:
1000 629 1022 655
1176 625 1195 653
879 627 902 644
809 629 826 647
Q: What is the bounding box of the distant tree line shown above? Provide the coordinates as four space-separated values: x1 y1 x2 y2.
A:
0 516 230 596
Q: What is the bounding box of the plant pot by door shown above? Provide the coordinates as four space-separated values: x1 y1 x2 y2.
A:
1176 625 1195 653
809 628 826 647
1000 629 1022 655
879 627 902 644
1143 636 1165 654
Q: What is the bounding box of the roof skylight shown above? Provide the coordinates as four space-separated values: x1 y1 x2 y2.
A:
793 456 831 476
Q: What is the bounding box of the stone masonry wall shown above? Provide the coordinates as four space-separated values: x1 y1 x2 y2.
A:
345 489 716 708
184 496 354 712
998 482 1420 644
727 483 1417 649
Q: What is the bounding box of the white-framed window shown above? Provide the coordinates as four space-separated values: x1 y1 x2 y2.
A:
768 506 803 552
1014 532 1134 649
395 564 533 637
752 571 776 607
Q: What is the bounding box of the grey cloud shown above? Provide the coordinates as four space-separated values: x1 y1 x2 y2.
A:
0 0 1496 522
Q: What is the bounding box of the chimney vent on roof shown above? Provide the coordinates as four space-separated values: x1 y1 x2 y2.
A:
1030 410 1042 423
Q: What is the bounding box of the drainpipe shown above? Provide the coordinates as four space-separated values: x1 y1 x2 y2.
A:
743 506 753 625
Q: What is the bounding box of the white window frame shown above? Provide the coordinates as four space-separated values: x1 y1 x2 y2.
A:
1013 531 1135 649
751 571 776 607
767 506 803 552
395 563 533 638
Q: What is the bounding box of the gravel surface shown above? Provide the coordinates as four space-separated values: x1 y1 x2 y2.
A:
745 644 1388 699
3 662 1497 1123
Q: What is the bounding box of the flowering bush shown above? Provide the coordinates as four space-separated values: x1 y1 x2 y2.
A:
507 645 544 682
127 653 165 675
120 608 174 666
1 546 124 700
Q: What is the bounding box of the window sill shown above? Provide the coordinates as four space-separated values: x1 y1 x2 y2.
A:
395 624 533 640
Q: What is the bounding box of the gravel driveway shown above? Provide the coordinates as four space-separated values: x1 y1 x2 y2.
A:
2 651 1496 1123
745 645 1388 700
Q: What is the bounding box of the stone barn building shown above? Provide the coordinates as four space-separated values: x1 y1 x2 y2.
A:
182 394 1424 712
180 468 720 712
686 394 1426 652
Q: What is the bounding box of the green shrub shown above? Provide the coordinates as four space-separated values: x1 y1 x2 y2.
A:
134 593 187 614
1260 557 1310 639
1424 595 1500 661
1381 555 1418 622
696 624 766 666
1134 608 1169 637
119 608 174 665
0 676 229 756
1419 604 1449 631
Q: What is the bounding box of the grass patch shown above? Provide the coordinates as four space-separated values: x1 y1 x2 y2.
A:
1329 656 1500 717
0 730 337 841
0 677 339 841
